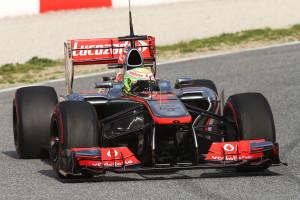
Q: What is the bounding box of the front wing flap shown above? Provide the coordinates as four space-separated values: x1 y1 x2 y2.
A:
60 140 281 176
73 147 141 168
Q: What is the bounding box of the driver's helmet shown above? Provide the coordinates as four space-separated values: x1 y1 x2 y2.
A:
123 67 154 93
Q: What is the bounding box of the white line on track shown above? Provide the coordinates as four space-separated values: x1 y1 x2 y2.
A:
1 41 300 94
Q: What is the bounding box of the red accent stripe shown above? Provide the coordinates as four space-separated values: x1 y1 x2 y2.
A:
124 95 192 125
40 0 112 13
152 115 192 125
225 101 239 131
58 109 64 144
204 117 212 132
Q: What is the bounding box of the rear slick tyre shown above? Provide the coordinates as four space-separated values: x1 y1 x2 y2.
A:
13 86 58 159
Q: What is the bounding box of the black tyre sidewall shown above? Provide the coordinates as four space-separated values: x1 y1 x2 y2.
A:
224 92 276 142
14 86 57 158
51 101 99 177
223 93 276 171
56 101 99 149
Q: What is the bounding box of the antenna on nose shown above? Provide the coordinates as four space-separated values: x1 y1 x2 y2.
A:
119 0 148 46
128 0 135 47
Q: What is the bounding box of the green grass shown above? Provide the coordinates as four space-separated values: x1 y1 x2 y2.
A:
0 57 62 75
157 24 300 53
1 24 300 86
0 57 63 84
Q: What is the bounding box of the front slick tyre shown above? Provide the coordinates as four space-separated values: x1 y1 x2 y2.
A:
223 93 276 171
50 101 99 179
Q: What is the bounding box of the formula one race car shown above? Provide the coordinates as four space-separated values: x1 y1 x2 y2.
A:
13 6 282 178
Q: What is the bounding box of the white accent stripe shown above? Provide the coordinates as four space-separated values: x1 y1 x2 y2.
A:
0 41 299 94
0 0 39 18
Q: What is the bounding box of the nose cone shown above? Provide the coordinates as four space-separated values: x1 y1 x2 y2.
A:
126 48 144 68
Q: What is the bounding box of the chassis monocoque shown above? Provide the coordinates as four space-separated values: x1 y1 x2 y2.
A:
13 35 282 178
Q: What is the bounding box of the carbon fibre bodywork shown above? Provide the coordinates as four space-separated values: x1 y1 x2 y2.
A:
55 78 281 176
52 33 282 177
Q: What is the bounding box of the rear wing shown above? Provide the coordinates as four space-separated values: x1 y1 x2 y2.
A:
64 36 156 94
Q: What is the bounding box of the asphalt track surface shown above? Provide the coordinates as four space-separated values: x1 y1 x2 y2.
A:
0 44 300 199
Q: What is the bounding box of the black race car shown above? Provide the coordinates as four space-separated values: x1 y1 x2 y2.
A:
12 8 282 178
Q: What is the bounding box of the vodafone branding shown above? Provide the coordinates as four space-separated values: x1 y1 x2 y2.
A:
205 140 265 161
75 147 141 168
79 159 135 167
223 144 235 152
210 155 254 161
107 149 118 157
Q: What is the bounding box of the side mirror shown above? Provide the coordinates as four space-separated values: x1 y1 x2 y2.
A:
103 76 116 81
174 78 193 89
95 81 113 89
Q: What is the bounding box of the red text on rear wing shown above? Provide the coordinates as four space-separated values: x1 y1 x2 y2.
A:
65 36 155 65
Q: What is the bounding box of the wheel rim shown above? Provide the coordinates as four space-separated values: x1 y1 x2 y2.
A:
50 136 59 163
50 118 60 170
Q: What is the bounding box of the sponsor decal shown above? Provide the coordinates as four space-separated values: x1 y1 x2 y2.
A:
127 68 154 80
72 40 149 57
79 159 135 167
102 159 134 167
76 147 141 168
128 70 144 78
210 155 254 161
223 144 235 152
205 140 265 161
107 149 118 157
128 71 148 79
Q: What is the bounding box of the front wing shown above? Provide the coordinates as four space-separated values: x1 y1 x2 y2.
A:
59 140 281 176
